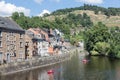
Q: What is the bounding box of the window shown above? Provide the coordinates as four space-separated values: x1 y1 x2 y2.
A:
9 32 13 36
0 41 2 47
7 45 9 51
20 42 23 48
6 35 9 41
0 52 2 61
20 33 23 38
0 31 2 37
14 45 16 50
19 51 23 59
10 53 14 57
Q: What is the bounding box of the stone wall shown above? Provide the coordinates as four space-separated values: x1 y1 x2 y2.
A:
0 47 80 75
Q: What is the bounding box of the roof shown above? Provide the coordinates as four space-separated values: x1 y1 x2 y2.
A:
0 17 24 32
26 30 42 40
28 28 40 35
41 28 49 33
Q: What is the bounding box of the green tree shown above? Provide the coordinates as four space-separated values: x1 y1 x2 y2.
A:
93 42 110 55
84 22 109 53
11 12 19 21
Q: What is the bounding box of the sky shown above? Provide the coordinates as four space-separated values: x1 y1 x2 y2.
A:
0 0 120 17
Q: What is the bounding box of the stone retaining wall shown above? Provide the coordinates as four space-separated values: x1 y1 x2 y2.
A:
0 47 80 75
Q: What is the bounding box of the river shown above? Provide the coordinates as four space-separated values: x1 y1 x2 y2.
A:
1 52 120 80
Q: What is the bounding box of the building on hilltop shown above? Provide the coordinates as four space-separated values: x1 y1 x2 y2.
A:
0 17 25 64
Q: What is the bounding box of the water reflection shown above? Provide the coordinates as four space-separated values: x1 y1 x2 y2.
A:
1 53 120 80
0 64 63 80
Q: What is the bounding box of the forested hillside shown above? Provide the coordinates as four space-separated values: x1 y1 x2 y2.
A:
11 4 120 45
45 4 120 27
11 4 120 32
51 4 120 16
11 11 93 34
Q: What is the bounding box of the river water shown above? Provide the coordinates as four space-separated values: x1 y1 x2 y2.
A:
1 53 120 80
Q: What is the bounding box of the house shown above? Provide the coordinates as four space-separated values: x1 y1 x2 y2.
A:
25 30 34 59
25 30 43 59
31 28 49 41
53 29 64 43
39 28 55 55
26 28 49 57
27 28 56 56
0 17 25 63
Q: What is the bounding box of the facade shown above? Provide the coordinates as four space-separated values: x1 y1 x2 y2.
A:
25 29 47 58
36 28 55 56
27 28 54 57
29 28 49 41
0 17 25 63
0 17 67 64
25 30 33 59
25 30 42 59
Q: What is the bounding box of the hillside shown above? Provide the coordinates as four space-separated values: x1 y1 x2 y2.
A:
45 10 120 27
11 4 120 36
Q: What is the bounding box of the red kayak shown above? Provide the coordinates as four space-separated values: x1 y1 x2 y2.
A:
47 70 54 74
82 59 89 63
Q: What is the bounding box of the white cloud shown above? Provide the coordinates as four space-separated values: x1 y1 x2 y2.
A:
34 0 60 4
55 0 60 2
0 1 30 17
76 0 103 4
51 0 60 2
34 0 43 4
38 9 51 17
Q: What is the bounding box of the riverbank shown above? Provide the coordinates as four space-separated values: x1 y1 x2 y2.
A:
0 47 81 75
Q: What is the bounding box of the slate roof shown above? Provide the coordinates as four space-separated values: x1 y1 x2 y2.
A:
0 17 24 32
26 30 42 40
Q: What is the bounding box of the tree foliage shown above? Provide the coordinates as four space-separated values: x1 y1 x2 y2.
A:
93 42 110 55
84 22 109 52
51 4 120 17
84 22 120 58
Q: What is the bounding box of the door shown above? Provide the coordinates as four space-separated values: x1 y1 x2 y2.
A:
0 52 2 64
7 53 10 62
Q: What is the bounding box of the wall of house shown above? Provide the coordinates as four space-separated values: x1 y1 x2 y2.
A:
25 34 33 59
37 41 42 56
0 31 6 64
34 28 49 41
48 46 54 55
39 41 49 56
0 29 25 63
16 32 25 61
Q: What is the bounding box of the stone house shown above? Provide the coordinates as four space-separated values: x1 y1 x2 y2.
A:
0 17 25 63
25 30 34 59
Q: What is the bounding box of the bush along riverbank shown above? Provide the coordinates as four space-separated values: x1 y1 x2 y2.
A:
0 47 79 75
84 22 120 58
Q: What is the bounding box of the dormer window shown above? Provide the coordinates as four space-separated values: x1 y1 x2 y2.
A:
20 33 23 38
20 42 23 48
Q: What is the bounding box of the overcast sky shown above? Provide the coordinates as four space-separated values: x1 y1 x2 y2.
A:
0 0 120 17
